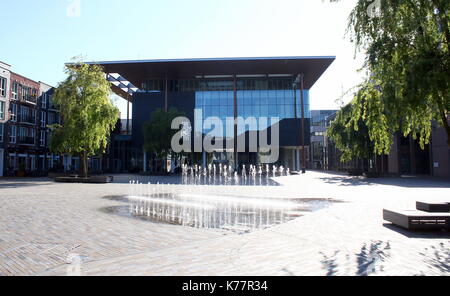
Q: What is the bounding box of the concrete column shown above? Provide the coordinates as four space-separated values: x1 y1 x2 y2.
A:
296 149 300 171
202 150 207 168
292 149 296 171
143 150 147 172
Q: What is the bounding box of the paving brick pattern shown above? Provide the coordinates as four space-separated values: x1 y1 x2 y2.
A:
0 172 449 276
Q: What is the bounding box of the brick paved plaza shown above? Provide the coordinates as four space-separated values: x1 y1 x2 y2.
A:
0 171 449 276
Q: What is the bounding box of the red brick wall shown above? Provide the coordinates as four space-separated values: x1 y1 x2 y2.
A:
9 72 40 99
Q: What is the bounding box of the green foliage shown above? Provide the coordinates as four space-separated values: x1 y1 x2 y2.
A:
143 108 186 158
327 88 379 162
49 61 119 176
330 0 450 152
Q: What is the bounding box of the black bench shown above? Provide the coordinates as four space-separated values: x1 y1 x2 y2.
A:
416 201 450 213
383 209 450 231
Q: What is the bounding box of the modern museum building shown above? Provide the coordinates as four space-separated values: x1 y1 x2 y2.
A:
91 56 335 172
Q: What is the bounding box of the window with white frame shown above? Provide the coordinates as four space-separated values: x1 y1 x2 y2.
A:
0 100 5 120
41 111 46 127
30 155 36 171
10 103 17 122
10 125 16 143
19 126 26 140
9 155 16 170
48 112 55 125
20 105 29 121
41 93 47 109
22 86 30 100
32 109 37 124
0 123 3 142
40 130 46 147
12 83 18 100
0 76 6 97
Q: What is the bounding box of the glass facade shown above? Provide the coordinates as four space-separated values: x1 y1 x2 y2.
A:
311 110 336 127
195 89 310 136
142 77 311 138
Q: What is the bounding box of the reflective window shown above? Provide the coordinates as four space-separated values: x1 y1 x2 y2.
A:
0 76 6 97
195 88 311 137
0 101 4 120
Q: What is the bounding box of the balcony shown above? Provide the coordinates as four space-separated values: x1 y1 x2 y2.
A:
18 136 35 145
19 115 36 125
48 103 60 111
23 95 37 104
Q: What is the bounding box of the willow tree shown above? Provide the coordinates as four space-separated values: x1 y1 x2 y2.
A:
49 62 119 178
327 87 378 163
331 0 450 153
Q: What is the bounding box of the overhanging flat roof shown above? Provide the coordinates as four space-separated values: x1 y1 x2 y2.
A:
87 56 335 91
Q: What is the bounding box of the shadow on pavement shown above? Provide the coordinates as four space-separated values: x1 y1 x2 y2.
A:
320 240 391 276
420 242 450 273
383 224 450 239
318 174 450 189
0 179 53 188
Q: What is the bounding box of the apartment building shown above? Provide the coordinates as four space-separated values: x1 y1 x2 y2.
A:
0 61 11 176
0 61 63 177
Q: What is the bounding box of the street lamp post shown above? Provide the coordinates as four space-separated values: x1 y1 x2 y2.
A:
294 74 306 174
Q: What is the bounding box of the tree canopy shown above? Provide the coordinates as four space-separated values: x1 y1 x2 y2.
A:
49 61 119 177
143 108 186 159
327 89 377 162
330 0 450 155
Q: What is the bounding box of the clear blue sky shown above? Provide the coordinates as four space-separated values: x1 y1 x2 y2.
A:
2 0 363 118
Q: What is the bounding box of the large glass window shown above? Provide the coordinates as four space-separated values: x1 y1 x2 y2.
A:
22 87 30 100
41 111 46 127
41 93 47 109
10 103 17 122
40 130 46 147
0 100 5 120
0 76 6 97
195 87 310 137
12 83 18 100
10 125 16 143
20 106 29 122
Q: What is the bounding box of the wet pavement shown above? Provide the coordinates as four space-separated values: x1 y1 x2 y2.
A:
101 194 337 234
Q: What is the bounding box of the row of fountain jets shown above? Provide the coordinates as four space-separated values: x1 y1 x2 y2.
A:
127 181 292 231
182 164 290 179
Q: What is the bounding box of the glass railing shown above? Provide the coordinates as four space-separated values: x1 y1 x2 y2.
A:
48 103 59 110
18 136 35 145
19 115 36 124
23 95 38 104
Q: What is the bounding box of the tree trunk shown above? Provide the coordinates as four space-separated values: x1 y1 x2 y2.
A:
440 111 450 147
80 151 88 179
431 0 450 51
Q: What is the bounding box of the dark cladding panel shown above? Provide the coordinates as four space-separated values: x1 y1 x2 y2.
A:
279 118 311 147
167 92 196 123
132 92 164 150
235 118 311 150
132 91 196 151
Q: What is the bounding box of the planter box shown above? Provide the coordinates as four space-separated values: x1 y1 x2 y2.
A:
363 171 380 178
54 176 113 184
347 169 363 176
48 172 66 179
416 202 450 213
383 209 450 230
